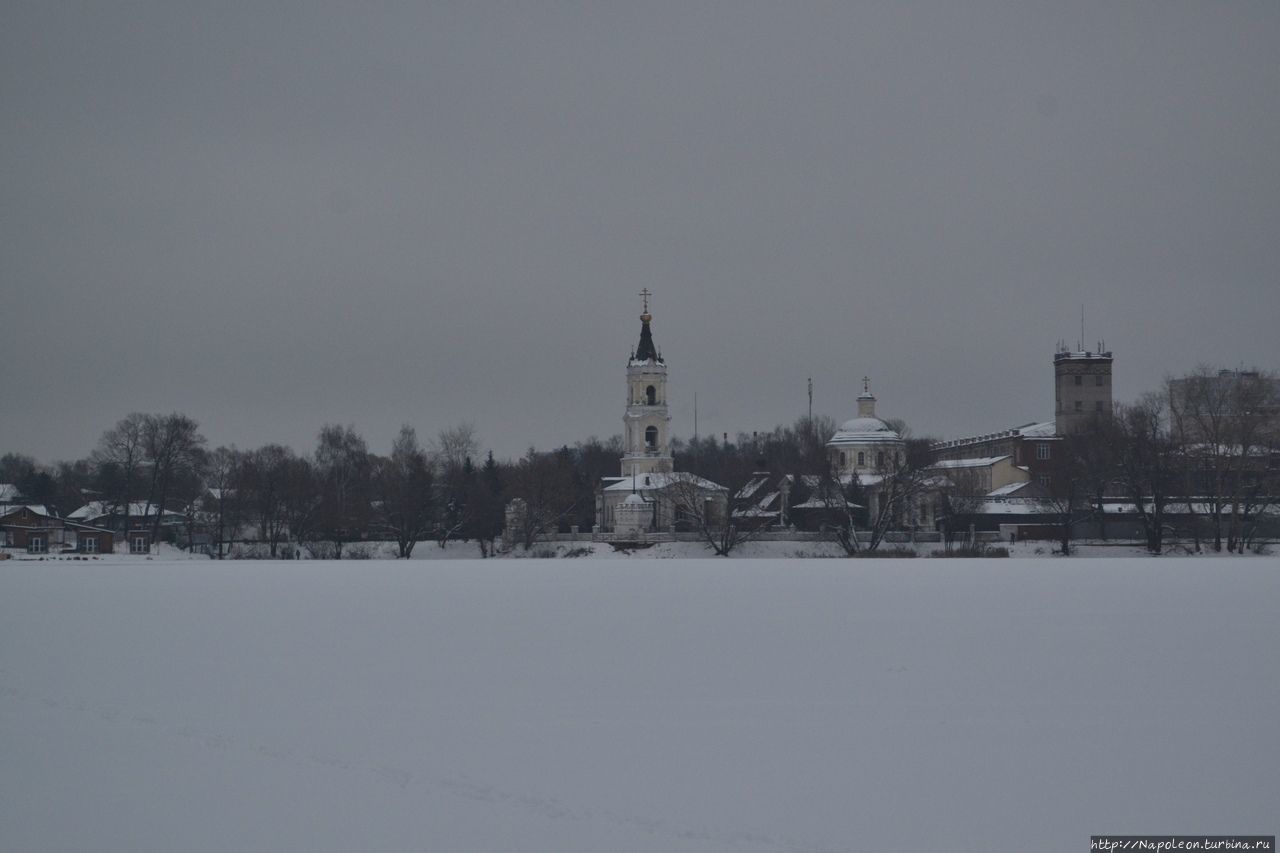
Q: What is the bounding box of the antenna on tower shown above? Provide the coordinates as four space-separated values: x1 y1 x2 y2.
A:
694 392 698 440
807 377 813 423
1080 305 1085 352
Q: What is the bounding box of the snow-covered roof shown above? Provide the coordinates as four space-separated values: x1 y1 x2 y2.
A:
1015 422 1057 438
827 417 902 448
68 501 183 520
736 476 768 500
987 482 1032 497
0 484 22 502
930 421 1058 452
790 496 862 510
0 504 51 519
930 456 1011 470
731 490 782 518
837 416 893 435
603 472 726 492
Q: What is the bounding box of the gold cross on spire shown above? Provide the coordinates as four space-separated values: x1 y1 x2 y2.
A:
639 288 652 314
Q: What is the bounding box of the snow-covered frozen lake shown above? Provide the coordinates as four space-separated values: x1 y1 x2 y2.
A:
2 558 1276 852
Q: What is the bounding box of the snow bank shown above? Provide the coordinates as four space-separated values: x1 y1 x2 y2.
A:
2 558 1277 852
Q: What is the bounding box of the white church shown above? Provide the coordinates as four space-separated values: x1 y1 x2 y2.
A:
595 294 727 536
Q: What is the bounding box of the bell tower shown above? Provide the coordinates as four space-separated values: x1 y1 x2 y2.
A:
621 289 673 478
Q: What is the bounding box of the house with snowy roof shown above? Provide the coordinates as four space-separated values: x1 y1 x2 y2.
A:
67 501 187 552
1 505 114 555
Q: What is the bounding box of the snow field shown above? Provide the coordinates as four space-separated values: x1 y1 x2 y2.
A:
2 558 1277 852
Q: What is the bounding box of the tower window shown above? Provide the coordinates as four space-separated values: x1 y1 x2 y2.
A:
1074 375 1083 386
644 426 658 449
1074 400 1083 412
1096 401 1104 412
1095 374 1105 386
646 385 656 405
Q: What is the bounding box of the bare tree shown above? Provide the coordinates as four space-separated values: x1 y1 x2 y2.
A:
92 413 149 543
1166 367 1280 552
432 422 479 473
664 472 744 556
1042 431 1096 555
859 453 934 553
1113 395 1178 554
507 448 577 549
280 455 320 556
141 413 207 543
313 424 372 559
238 444 294 557
432 423 481 548
803 462 867 555
933 467 986 552
203 446 242 558
372 426 435 558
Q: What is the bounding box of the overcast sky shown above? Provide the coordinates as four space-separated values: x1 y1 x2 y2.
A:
3 1 1278 463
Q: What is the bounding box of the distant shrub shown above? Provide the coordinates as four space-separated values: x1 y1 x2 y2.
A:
305 541 338 560
561 547 594 559
854 546 917 558
931 545 1009 558
343 544 374 560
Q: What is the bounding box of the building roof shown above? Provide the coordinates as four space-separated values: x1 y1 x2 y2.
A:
827 417 903 447
987 482 1032 497
630 314 663 364
603 471 724 492
67 501 184 520
0 484 23 502
0 505 52 520
931 421 1058 452
930 456 1011 470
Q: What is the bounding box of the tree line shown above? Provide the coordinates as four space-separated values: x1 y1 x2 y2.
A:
3 364 1276 557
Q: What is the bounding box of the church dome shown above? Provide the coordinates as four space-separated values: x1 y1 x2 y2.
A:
825 380 904 463
835 416 896 436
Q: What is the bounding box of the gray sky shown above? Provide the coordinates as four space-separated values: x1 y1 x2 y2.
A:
4 1 1278 462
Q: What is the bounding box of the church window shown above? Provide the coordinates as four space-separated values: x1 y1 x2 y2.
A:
644 426 658 449
646 385 657 405
877 451 885 467
857 451 865 466
840 452 846 466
